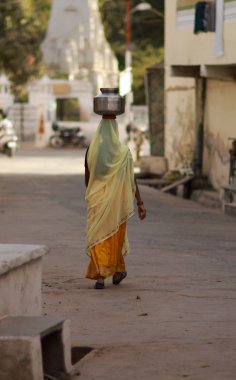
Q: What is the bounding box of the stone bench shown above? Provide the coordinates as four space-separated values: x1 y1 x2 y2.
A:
0 244 48 318
137 177 169 189
0 316 72 380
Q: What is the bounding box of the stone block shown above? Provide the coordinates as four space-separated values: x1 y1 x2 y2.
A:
0 336 42 380
140 156 168 176
0 316 72 380
0 245 48 318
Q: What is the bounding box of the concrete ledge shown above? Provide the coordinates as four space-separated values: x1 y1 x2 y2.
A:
191 190 221 208
0 316 72 380
223 202 236 216
0 245 48 317
0 245 48 276
137 178 169 189
140 156 168 177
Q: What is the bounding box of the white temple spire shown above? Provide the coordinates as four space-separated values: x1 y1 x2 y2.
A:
41 0 119 93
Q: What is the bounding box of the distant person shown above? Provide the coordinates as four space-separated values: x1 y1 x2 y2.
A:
52 121 59 131
0 110 14 137
125 122 132 142
140 129 150 157
0 109 4 120
84 114 146 289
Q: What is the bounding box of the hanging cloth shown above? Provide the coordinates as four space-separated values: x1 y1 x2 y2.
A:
194 2 207 34
206 1 216 32
85 118 135 256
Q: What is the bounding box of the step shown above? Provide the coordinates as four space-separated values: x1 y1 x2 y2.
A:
0 316 72 380
222 184 236 192
223 202 236 217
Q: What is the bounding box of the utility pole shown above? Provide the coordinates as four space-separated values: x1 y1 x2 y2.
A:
194 77 207 177
125 0 131 48
125 0 133 125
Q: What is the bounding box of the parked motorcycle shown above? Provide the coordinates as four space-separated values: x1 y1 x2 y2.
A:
0 114 18 157
49 122 86 148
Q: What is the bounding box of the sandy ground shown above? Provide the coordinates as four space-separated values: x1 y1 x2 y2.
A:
0 147 236 380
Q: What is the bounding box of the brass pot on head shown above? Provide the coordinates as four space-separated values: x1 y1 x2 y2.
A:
93 88 125 116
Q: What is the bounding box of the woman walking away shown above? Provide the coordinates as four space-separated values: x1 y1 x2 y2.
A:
85 114 146 289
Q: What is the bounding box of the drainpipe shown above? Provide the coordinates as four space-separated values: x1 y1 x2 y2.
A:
194 77 207 177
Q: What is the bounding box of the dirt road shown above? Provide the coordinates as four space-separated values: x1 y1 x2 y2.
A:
0 147 236 380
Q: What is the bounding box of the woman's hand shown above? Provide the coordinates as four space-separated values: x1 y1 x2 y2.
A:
137 203 146 220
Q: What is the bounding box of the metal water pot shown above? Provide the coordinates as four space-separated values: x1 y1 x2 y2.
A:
93 88 125 115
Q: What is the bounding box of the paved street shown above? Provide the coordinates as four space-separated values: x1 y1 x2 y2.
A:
0 147 236 380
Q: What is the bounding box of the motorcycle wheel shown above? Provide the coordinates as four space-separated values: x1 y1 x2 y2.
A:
73 137 87 149
7 148 14 157
50 136 64 148
80 138 88 149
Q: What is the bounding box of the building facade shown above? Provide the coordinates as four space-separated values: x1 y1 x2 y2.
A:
165 0 236 189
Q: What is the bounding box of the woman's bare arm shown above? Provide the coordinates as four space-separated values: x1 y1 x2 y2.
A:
135 177 146 220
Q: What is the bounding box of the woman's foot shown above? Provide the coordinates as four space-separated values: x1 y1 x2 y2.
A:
94 277 105 289
112 271 127 285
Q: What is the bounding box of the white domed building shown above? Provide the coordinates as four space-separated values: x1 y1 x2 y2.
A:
41 0 119 94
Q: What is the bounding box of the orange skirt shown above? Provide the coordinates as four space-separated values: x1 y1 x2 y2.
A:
86 222 126 280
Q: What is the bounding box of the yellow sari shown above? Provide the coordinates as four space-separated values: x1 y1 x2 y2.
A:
86 222 126 280
85 118 135 280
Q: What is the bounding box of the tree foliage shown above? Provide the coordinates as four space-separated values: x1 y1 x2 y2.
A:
0 0 163 103
0 0 51 100
98 0 164 104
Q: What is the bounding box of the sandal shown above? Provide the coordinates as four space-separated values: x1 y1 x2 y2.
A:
112 271 127 285
94 278 105 289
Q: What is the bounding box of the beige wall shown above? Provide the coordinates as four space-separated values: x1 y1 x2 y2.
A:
204 79 236 188
165 0 236 190
165 75 236 189
166 0 236 66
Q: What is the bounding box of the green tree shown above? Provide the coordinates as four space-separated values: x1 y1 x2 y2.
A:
0 0 51 101
98 0 164 104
